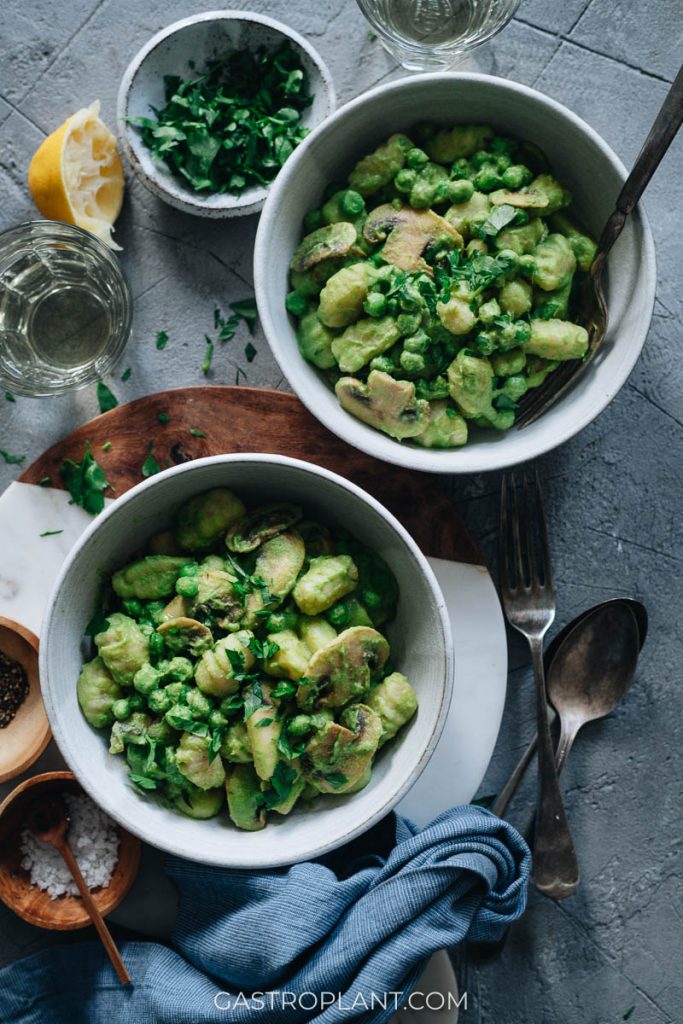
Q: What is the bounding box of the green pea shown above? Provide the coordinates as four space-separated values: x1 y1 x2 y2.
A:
364 291 387 317
176 576 199 599
287 714 314 738
406 147 429 170
403 330 429 354
475 332 497 356
362 589 382 610
340 189 365 216
369 355 397 374
147 688 173 714
397 312 422 335
395 168 417 193
165 704 194 730
447 179 475 204
285 291 309 317
502 164 533 189
399 350 425 373
326 602 351 628
186 689 212 720
112 698 132 721
178 562 199 578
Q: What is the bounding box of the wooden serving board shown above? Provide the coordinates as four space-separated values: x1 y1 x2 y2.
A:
21 386 482 566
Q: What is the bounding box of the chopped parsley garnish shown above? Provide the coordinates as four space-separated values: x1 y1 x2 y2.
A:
255 717 273 728
102 441 112 452
129 43 312 195
243 681 265 720
38 475 52 487
5 392 15 402
271 679 296 701
478 203 518 237
59 442 111 515
121 367 132 382
96 380 118 414
0 449 26 465
235 366 247 385
189 428 206 437
215 298 258 343
141 442 162 478
245 341 257 363
129 772 160 791
247 636 280 660
622 1009 635 1021
323 772 348 790
259 762 299 809
202 336 214 376
208 726 226 764
158 411 170 425
155 330 169 350
40 529 64 537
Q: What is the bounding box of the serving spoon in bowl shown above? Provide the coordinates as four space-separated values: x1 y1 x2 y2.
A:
516 64 683 427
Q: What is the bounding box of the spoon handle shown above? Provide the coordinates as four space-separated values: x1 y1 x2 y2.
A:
529 638 580 900
554 720 579 776
56 840 131 985
598 63 683 259
492 705 557 818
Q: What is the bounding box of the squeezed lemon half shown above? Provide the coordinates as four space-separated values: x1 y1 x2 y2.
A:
28 100 124 250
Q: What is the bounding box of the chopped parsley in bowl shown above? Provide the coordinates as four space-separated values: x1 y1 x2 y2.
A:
117 12 335 218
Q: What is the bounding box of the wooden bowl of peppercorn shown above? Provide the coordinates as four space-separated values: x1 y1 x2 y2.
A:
0 617 51 783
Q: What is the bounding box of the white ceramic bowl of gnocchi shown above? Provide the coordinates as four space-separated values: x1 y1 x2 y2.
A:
40 454 453 868
254 72 656 473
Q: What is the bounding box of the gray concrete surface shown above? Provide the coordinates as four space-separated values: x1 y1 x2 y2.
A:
1 1 682 1020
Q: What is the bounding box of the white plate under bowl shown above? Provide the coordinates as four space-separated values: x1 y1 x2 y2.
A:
117 11 336 218
39 455 454 868
254 72 656 473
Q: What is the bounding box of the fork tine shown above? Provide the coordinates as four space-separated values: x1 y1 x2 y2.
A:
534 467 554 594
516 364 576 426
521 470 540 588
499 473 511 592
509 472 526 589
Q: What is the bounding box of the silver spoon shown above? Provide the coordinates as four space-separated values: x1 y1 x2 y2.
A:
548 600 641 774
492 598 647 818
470 599 644 961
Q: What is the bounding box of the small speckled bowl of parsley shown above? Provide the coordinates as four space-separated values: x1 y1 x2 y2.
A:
117 12 336 218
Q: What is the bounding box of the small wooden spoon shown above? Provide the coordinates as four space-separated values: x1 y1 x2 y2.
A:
26 796 131 985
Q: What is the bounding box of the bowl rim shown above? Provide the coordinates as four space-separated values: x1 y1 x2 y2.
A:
39 453 454 867
0 616 51 783
254 70 657 474
116 9 337 218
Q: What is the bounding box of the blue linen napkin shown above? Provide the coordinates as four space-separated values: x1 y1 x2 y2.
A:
0 806 530 1024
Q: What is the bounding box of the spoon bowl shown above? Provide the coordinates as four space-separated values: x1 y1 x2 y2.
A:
548 601 641 772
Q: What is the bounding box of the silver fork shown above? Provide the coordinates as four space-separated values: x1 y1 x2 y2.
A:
499 468 579 899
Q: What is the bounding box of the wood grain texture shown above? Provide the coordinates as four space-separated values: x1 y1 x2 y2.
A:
0 772 140 931
21 386 482 566
0 619 50 784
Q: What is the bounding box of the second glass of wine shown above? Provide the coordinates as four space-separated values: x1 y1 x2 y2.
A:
357 0 520 71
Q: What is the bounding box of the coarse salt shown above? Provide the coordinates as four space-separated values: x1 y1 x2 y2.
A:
20 792 119 899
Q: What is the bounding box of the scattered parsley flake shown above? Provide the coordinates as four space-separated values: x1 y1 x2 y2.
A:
235 366 246 385
202 336 214 376
244 341 257 363
479 203 518 237
155 330 169 351
623 1009 635 1022
129 772 160 791
255 717 273 728
141 442 162 478
158 411 170 425
40 530 63 537
189 428 206 437
243 681 265 720
368 31 378 41
38 475 52 487
0 449 26 465
230 297 257 334
96 381 118 414
102 441 112 452
5 392 15 402
59 442 111 515
324 772 348 789
121 367 132 382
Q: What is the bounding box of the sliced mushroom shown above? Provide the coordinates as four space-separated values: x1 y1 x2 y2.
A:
363 204 462 272
157 616 213 656
300 703 382 793
242 530 306 626
226 502 303 553
489 188 549 209
190 568 243 630
335 370 431 441
297 520 335 557
290 222 358 274
160 595 190 622
297 625 390 710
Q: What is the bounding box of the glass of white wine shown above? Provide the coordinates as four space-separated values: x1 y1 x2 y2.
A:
356 0 520 70
0 221 132 397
